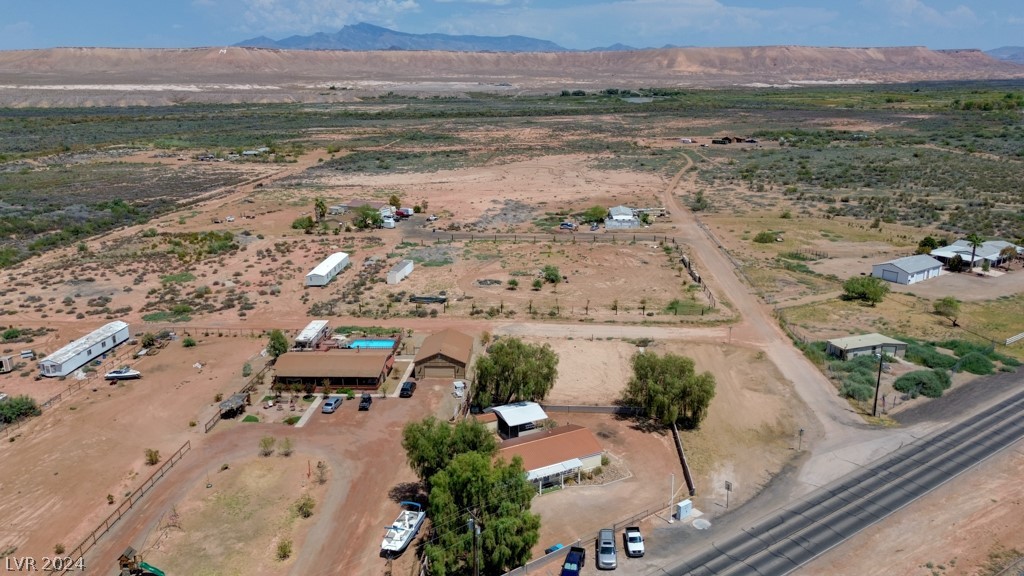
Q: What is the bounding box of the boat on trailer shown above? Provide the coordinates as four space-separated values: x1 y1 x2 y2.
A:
105 366 141 381
381 501 426 554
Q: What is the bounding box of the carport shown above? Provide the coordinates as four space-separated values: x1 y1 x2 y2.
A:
526 458 583 494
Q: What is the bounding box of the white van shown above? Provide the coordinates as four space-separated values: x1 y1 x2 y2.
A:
382 217 396 229
322 396 342 414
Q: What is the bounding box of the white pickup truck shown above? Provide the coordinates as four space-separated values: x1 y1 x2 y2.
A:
624 526 645 558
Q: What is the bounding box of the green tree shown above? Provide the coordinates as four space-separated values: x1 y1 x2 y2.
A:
841 276 890 306
933 297 961 327
313 197 327 223
531 278 543 291
424 452 540 576
402 418 497 486
894 369 951 399
621 352 716 428
259 436 276 457
916 235 939 254
0 395 41 424
542 265 561 284
291 216 315 231
473 338 559 408
947 254 966 273
388 194 402 209
965 233 984 271
690 190 710 212
182 336 197 348
580 205 608 223
267 329 289 359
353 205 383 229
507 278 519 290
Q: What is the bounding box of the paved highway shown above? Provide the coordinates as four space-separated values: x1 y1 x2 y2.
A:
663 387 1024 576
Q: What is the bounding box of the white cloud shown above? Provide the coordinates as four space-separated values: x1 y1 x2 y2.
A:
239 0 419 35
434 0 514 4
861 0 977 28
432 1 838 48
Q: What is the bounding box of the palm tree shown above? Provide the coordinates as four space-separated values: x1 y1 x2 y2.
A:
313 197 327 223
965 233 984 272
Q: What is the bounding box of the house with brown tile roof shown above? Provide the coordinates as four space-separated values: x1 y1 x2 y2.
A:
413 328 474 379
498 424 604 493
273 349 394 390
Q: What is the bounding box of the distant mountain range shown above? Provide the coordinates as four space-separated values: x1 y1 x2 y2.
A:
235 22 675 52
235 22 570 52
986 46 1024 64
237 23 1022 61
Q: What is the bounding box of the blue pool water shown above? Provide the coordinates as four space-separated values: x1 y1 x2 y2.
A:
347 339 396 349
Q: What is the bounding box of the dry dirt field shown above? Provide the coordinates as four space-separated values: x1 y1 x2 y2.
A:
1 113 1022 576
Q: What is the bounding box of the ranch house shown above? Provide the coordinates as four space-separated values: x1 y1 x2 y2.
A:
498 424 605 494
273 349 394 390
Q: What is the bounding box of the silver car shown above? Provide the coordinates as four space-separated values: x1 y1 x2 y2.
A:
597 528 617 570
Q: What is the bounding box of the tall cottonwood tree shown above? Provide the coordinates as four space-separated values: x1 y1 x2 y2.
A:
401 417 496 488
403 419 539 575
473 338 558 408
622 352 716 429
423 453 539 576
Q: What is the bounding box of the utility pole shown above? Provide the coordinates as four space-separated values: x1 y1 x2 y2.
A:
872 347 884 417
798 428 805 451
668 473 675 523
468 515 481 576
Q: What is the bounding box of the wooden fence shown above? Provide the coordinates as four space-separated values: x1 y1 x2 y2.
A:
411 231 681 247
1 345 135 439
49 440 192 574
204 363 271 433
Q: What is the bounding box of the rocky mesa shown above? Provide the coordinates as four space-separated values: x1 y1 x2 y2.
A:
0 45 1021 106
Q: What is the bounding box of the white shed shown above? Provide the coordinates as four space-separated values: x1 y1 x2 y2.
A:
871 255 942 285
387 260 414 285
305 252 350 287
38 321 131 378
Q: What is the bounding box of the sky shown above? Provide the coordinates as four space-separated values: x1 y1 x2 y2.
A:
1 0 1021 51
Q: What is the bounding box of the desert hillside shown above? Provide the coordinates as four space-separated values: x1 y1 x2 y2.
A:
0 45 1021 106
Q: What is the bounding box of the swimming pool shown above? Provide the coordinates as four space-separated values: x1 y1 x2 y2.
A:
347 339 396 349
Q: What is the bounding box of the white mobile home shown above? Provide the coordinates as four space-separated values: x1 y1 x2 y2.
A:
295 320 331 350
38 321 131 378
305 252 350 287
605 205 641 229
871 255 943 285
387 260 414 285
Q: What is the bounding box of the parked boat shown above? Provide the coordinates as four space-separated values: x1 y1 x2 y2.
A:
381 501 425 554
104 366 141 381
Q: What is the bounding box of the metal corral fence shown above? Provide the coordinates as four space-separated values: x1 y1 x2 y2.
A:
540 404 642 416
204 363 271 433
48 440 192 574
1006 331 1024 346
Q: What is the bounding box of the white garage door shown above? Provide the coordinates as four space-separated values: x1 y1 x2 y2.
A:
881 269 899 282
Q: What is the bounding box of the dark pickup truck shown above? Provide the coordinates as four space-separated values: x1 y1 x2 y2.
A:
560 546 586 576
